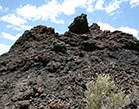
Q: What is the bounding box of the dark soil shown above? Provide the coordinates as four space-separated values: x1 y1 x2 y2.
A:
0 13 139 109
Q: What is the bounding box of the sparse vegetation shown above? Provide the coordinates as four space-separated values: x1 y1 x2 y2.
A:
85 74 129 109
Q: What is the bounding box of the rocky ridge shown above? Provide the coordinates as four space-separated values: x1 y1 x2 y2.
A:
0 13 139 109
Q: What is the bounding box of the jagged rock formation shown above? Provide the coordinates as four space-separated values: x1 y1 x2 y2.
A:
68 13 89 34
0 13 139 109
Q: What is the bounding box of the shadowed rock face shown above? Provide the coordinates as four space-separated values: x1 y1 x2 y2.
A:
0 14 139 109
68 13 89 34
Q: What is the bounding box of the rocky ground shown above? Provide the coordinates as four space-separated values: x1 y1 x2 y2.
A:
0 13 139 109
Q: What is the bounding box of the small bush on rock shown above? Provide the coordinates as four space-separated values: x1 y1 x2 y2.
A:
85 74 128 109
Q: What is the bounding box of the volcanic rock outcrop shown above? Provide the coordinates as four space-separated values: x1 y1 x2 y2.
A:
0 13 139 109
68 13 89 34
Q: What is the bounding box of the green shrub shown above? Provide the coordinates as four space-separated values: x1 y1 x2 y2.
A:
85 74 128 109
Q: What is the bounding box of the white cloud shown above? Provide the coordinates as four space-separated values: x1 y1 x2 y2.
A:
98 22 115 31
0 13 32 31
86 5 94 12
1 0 139 28
0 14 27 26
7 25 32 31
16 1 64 24
20 25 32 30
0 44 10 55
0 5 2 11
105 0 121 14
0 5 9 12
16 4 38 21
16 0 97 23
86 0 123 15
86 0 96 12
119 26 139 37
2 0 93 25
7 25 22 31
1 32 22 41
103 0 139 15
130 0 139 7
4 7 9 12
98 22 139 38
50 17 64 24
94 0 104 10
87 0 139 15
61 0 88 15
15 0 95 24
3 0 137 26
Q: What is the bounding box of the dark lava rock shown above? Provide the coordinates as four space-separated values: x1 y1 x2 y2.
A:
0 13 139 109
68 13 89 34
90 23 100 31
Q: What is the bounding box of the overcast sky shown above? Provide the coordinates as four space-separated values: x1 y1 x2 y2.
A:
0 0 139 54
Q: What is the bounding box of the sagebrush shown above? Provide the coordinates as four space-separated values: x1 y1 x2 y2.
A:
85 74 129 109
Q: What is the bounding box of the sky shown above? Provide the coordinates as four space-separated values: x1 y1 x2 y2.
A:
0 0 139 55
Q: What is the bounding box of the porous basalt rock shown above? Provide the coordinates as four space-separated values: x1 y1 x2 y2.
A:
30 25 55 35
90 23 100 30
